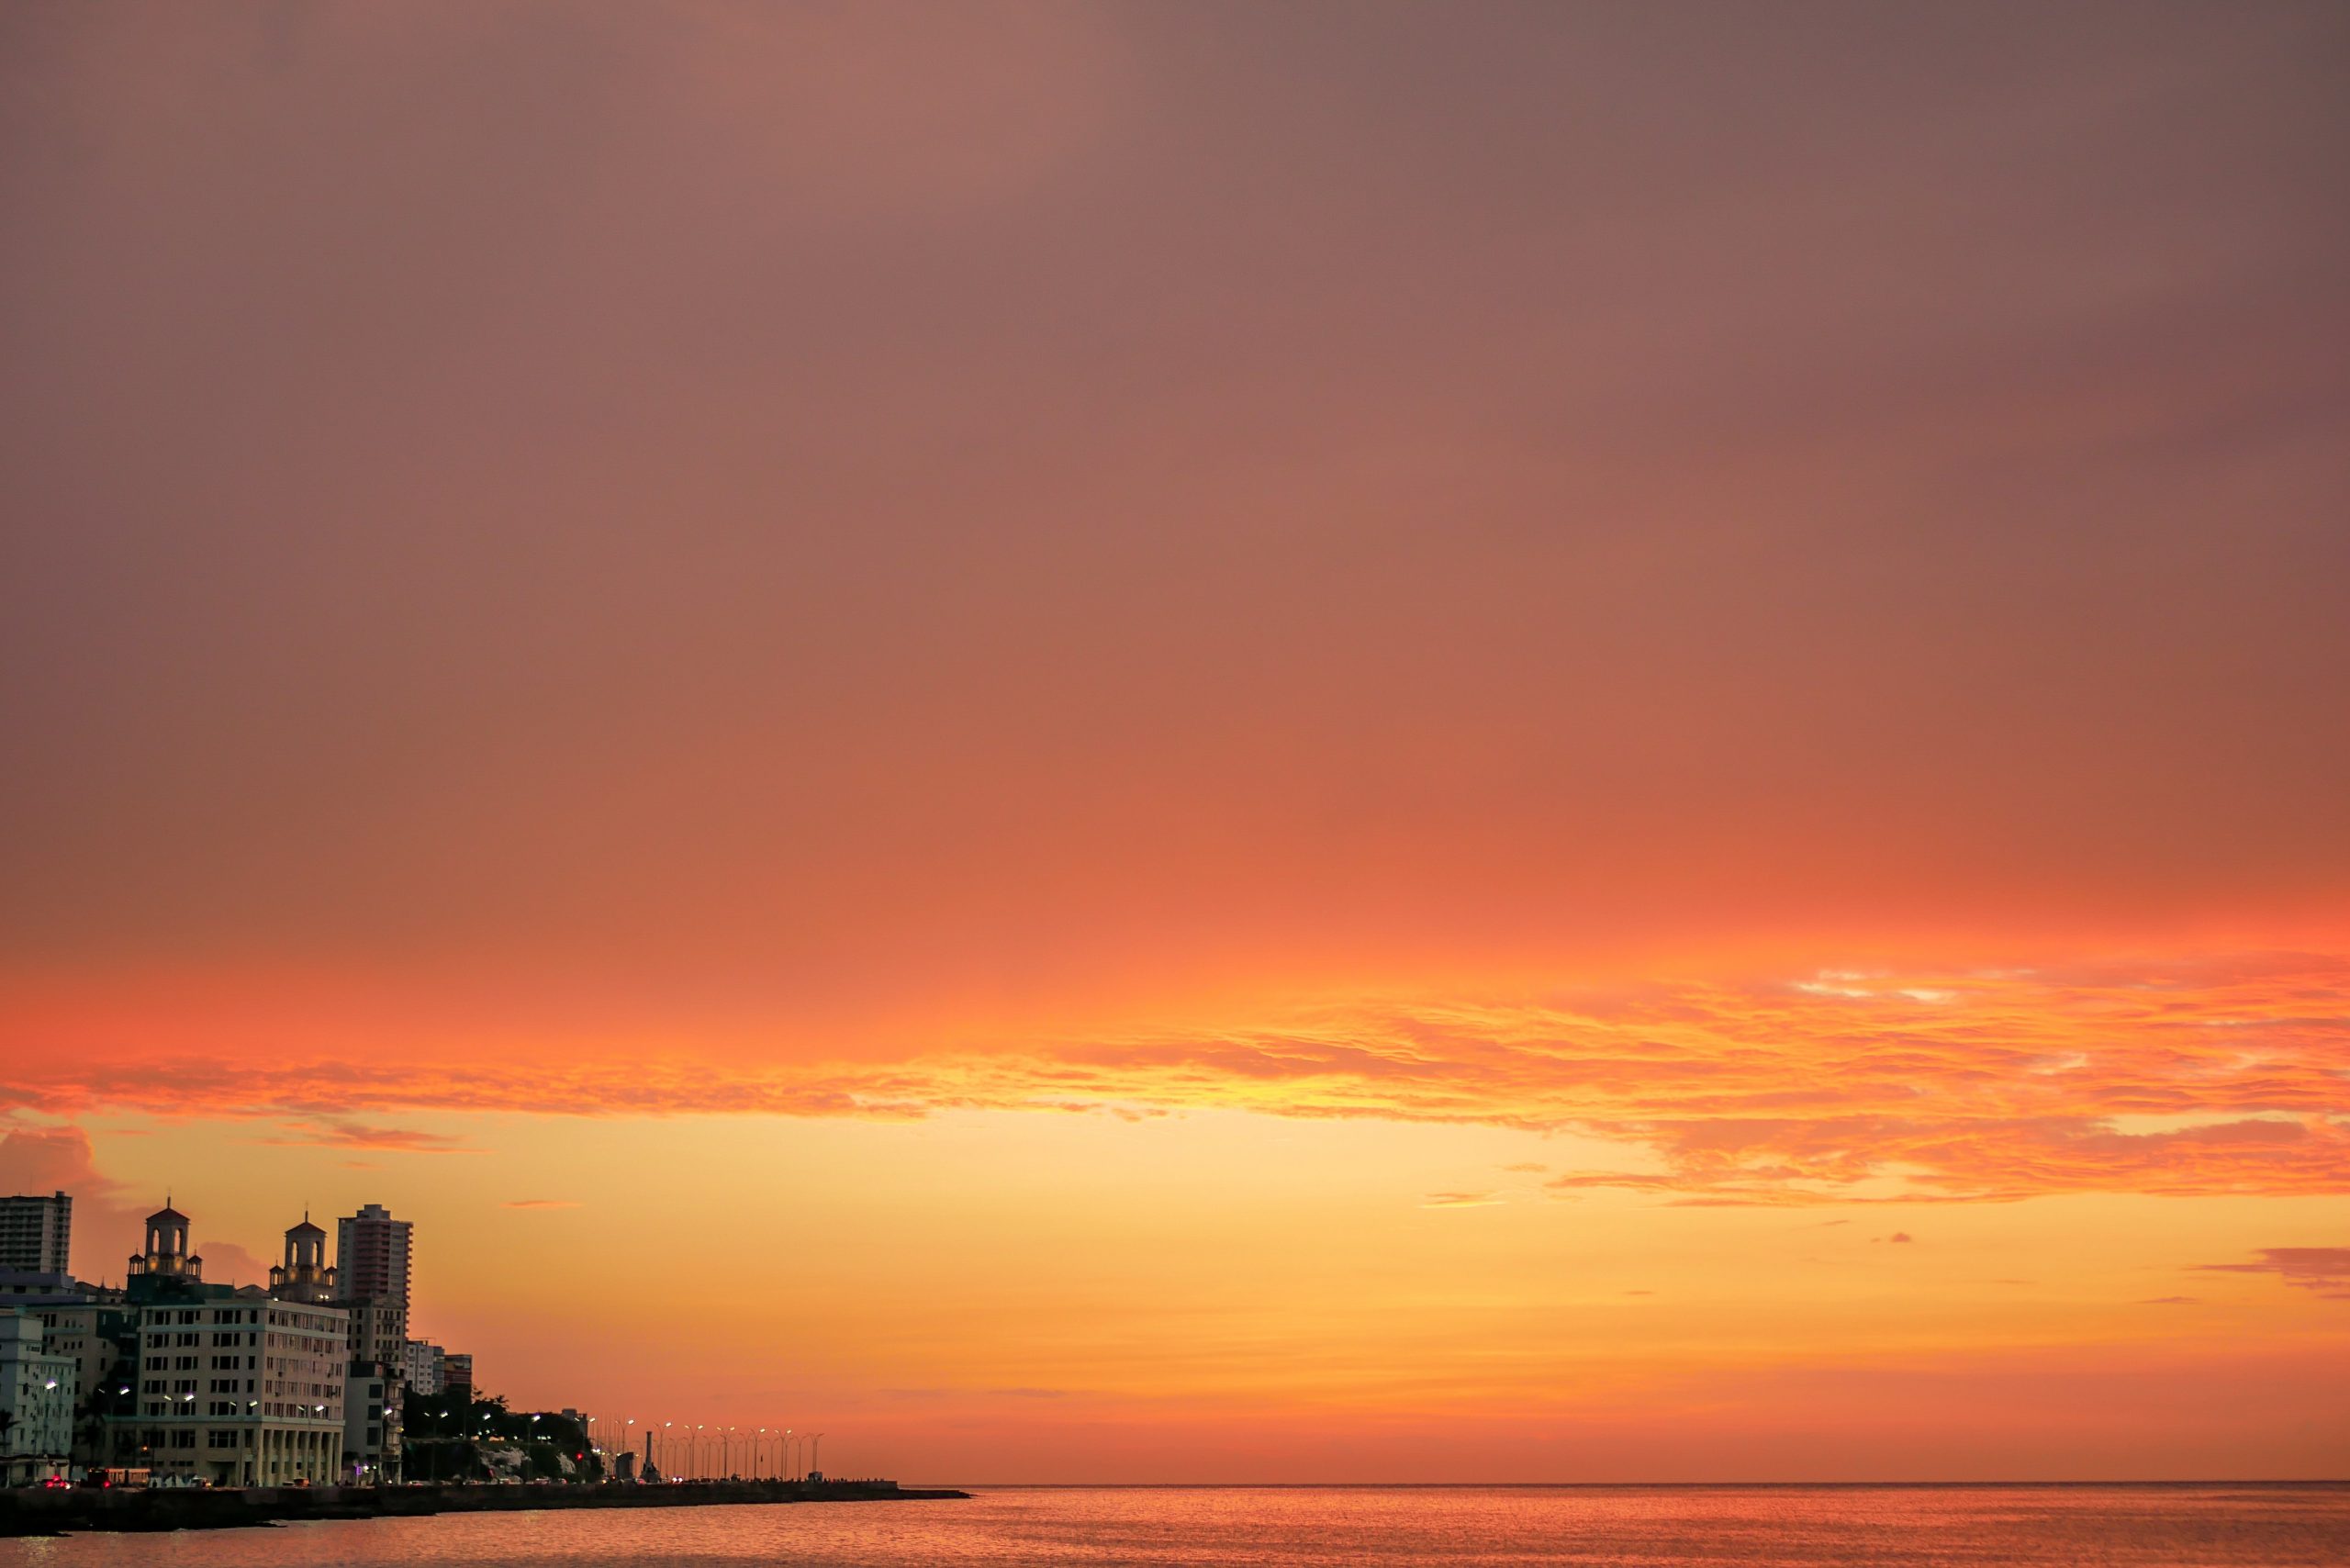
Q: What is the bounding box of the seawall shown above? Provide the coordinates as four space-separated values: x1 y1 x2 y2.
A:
0 1479 969 1536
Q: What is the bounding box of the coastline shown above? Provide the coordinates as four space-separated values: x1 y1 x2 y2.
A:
0 1479 970 1537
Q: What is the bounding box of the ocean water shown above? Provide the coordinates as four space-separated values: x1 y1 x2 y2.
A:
5 1484 2346 1567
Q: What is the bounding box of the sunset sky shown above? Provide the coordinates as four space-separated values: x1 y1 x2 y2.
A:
2 2 2345 1482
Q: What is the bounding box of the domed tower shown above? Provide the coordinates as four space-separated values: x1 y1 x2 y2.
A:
128 1201 201 1281
269 1213 337 1302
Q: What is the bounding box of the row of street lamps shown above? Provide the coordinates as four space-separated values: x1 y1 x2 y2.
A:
578 1416 827 1482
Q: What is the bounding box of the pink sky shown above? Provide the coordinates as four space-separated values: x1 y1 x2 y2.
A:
1 2 2344 1480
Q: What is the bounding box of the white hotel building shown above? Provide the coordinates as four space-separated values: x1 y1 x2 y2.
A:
114 1207 351 1485
121 1298 350 1485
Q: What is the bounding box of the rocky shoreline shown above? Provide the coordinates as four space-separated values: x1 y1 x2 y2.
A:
0 1479 969 1536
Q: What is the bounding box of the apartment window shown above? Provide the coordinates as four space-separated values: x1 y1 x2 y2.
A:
207 1430 241 1449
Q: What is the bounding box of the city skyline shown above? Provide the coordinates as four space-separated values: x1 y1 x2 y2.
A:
3 0 2346 1485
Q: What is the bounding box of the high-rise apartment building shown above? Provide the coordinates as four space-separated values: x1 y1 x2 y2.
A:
335 1204 411 1323
0 1193 72 1275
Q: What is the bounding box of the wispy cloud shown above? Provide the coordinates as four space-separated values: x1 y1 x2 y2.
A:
1420 1191 1504 1208
253 1119 482 1153
2191 1247 2350 1300
503 1198 580 1210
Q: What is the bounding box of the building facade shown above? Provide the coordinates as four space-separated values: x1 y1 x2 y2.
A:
0 1310 76 1486
114 1298 350 1485
0 1193 72 1276
442 1352 473 1406
335 1204 411 1322
344 1298 406 1371
402 1339 444 1396
341 1362 400 1484
324 1208 410 1483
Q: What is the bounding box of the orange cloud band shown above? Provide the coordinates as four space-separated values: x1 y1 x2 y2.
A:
6 948 2344 1204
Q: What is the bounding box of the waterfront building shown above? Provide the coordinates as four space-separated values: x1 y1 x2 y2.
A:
402 1339 445 1395
0 1193 73 1276
442 1351 474 1406
0 1310 76 1486
23 1301 137 1468
113 1295 350 1485
341 1361 399 1484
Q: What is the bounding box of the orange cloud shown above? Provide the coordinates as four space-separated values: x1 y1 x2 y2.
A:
4 948 2344 1204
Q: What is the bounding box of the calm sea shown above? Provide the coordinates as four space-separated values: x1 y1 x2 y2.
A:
5 1484 2346 1566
